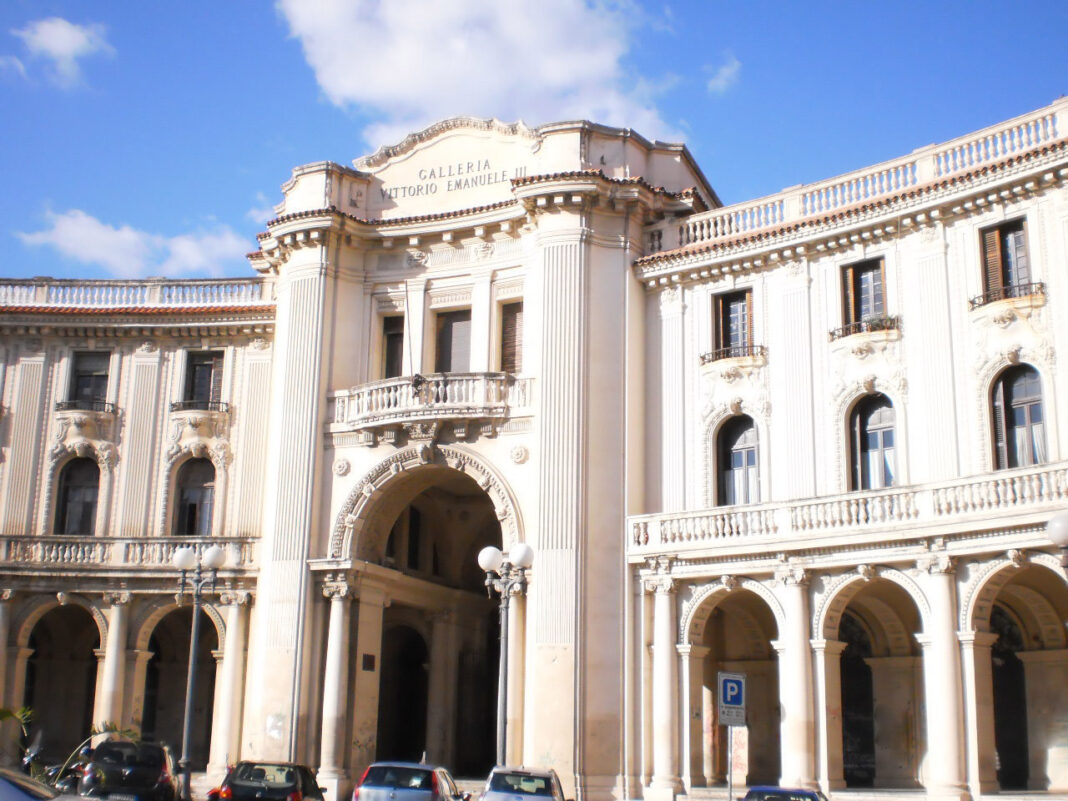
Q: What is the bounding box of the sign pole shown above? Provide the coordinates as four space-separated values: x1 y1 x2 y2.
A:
727 725 733 801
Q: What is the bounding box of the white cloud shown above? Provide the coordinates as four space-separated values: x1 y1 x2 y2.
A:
11 17 113 87
17 210 249 278
706 53 741 95
0 55 26 78
275 0 678 146
246 193 277 225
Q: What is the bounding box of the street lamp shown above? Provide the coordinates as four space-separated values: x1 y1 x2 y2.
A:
172 544 225 801
478 542 534 767
1047 511 1068 570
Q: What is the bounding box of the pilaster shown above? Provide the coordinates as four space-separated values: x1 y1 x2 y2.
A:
811 639 847 792
645 569 682 801
958 630 999 796
318 576 352 792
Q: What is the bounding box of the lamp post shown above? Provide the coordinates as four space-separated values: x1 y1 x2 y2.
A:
172 544 225 801
478 542 534 767
1047 510 1068 570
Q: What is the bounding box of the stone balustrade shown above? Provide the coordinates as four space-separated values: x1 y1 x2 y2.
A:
0 535 258 569
330 372 532 430
0 277 273 307
629 460 1068 555
650 99 1065 254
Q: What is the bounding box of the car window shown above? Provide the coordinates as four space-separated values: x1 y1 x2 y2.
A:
92 742 163 768
0 769 61 800
362 767 433 789
232 764 297 788
489 774 554 796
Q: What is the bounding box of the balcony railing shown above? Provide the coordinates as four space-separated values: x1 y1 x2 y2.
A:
828 315 900 341
968 282 1046 310
0 535 257 569
0 277 273 309
330 372 533 430
55 399 117 414
170 400 231 413
629 460 1068 555
699 344 767 365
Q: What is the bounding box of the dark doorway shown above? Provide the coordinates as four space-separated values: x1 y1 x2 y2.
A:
377 626 429 761
840 612 875 787
991 605 1029 789
453 608 499 777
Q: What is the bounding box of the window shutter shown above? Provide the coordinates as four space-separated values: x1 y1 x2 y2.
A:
501 302 523 373
744 291 753 348
435 310 472 372
843 265 856 325
1009 221 1030 285
210 353 224 403
981 227 1003 295
992 378 1008 469
877 259 887 317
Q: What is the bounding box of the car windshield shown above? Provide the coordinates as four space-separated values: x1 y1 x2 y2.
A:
92 742 163 768
489 774 554 796
0 768 60 800
361 767 433 789
231 764 298 788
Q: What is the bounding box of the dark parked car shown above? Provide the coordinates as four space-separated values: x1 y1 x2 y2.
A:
77 741 178 801
352 763 466 801
741 788 828 801
215 762 323 801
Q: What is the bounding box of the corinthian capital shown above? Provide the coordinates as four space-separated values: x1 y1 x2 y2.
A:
917 553 955 575
103 591 131 606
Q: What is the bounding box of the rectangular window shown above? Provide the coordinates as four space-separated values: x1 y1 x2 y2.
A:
435 309 472 373
383 316 405 378
981 219 1030 297
70 352 110 407
842 259 886 325
714 290 752 356
500 301 523 374
185 351 223 404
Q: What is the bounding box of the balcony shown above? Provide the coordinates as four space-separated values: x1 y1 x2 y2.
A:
629 460 1068 559
329 372 532 438
828 315 900 341
170 400 231 413
699 344 768 365
968 281 1046 310
55 399 117 414
0 535 257 572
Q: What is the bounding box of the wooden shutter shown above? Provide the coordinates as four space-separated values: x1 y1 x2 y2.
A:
842 264 856 325
500 302 523 373
435 310 472 372
992 378 1008 469
714 295 725 351
981 227 1003 295
744 291 753 348
383 316 405 378
210 353 224 403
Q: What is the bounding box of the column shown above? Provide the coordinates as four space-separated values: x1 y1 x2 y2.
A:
318 578 352 789
917 558 969 801
811 639 847 792
426 610 458 766
350 586 388 780
958 631 998 796
96 592 129 727
0 590 14 763
208 591 250 779
776 570 817 788
506 589 527 766
647 573 681 800
678 644 709 789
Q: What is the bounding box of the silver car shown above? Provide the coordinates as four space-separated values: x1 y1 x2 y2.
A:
479 768 570 801
352 763 467 801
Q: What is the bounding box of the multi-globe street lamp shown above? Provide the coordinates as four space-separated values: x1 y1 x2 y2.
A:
478 542 534 767
172 544 225 801
1047 510 1068 570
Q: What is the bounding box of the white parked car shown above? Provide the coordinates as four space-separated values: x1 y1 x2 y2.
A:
479 768 571 801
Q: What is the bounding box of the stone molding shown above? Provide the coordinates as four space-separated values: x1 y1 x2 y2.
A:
812 566 931 643
678 575 785 644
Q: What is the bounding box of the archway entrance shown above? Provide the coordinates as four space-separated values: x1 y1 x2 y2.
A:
23 605 98 762
142 608 217 769
358 463 504 777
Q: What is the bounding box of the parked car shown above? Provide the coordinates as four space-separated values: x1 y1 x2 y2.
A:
741 787 828 801
76 740 178 801
213 762 323 801
352 763 467 801
0 766 82 801
479 767 570 801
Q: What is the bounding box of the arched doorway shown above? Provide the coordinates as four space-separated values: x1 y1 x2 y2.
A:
22 604 98 762
142 608 217 768
377 626 429 761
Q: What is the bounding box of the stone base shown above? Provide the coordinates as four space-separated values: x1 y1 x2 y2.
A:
644 782 682 801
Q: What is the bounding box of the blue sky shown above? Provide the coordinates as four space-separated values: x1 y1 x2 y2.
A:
2 0 1066 280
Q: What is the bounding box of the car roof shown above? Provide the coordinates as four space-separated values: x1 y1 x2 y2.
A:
489 767 555 776
368 762 441 770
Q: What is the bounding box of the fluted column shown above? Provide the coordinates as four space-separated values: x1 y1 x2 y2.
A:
917 557 969 801
208 591 250 779
318 577 352 784
678 643 709 789
646 568 681 799
811 639 847 791
958 630 998 796
775 568 817 788
96 592 129 727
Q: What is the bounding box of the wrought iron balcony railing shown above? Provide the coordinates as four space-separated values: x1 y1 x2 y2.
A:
699 344 767 365
828 315 900 341
170 400 231 413
55 399 117 414
968 282 1046 310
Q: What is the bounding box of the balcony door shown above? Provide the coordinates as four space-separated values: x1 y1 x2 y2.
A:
435 309 471 373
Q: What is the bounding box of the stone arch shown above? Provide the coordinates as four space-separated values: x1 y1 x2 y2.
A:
830 376 907 493
702 405 770 508
972 355 1052 473
132 597 226 652
13 592 107 648
159 450 222 537
680 576 785 644
814 566 930 641
330 443 523 560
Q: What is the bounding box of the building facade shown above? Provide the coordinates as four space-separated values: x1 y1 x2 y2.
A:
1 100 1066 801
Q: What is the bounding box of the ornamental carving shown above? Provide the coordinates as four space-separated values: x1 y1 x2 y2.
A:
510 445 529 464
354 117 543 170
219 590 251 606
322 574 353 600
333 459 351 476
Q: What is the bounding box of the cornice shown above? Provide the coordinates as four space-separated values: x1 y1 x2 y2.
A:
355 117 544 170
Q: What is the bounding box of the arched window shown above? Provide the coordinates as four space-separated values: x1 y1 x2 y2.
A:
850 394 895 490
174 458 215 536
55 458 100 535
717 415 759 505
992 365 1046 469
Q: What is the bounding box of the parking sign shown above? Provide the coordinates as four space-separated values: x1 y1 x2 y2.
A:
718 671 746 726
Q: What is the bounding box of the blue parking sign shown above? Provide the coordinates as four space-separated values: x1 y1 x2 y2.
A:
718 671 746 726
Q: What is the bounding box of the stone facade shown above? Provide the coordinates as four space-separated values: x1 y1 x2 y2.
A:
1 100 1066 801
